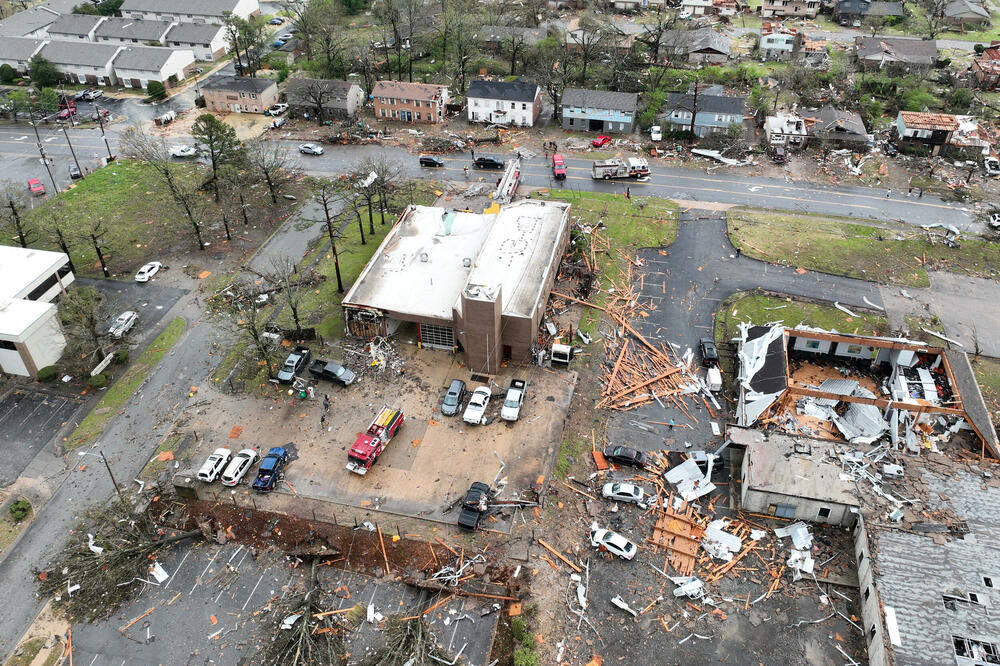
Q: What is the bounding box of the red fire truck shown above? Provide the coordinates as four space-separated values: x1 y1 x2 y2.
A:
346 407 405 475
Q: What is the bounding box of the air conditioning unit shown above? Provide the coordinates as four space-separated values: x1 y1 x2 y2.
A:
882 464 904 480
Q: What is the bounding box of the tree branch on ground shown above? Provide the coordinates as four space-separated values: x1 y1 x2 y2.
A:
58 285 108 365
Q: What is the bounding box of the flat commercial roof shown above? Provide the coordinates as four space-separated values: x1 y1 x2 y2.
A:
343 200 570 321
0 298 56 338
733 428 859 506
0 246 68 301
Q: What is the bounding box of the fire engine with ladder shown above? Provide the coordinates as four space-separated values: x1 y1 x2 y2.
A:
346 407 405 475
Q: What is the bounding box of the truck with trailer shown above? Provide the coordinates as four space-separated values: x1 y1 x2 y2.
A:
346 407 405 475
591 157 650 180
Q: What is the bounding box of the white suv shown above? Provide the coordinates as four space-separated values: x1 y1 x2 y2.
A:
108 311 138 338
221 449 259 486
197 448 233 482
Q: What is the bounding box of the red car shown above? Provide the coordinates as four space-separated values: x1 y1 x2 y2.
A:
551 153 567 180
57 107 77 119
592 135 611 147
27 178 45 196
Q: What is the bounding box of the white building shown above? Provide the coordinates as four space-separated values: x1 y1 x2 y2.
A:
0 37 46 74
0 246 73 378
466 79 542 128
95 17 174 46
45 13 104 41
38 41 121 86
113 45 195 89
164 22 228 62
120 0 260 24
765 111 808 147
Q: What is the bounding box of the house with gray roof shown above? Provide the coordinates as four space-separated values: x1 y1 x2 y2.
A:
0 37 46 74
659 27 731 64
95 18 175 46
467 78 543 127
662 84 746 137
285 78 365 119
561 87 639 133
45 13 104 41
38 41 122 85
853 35 938 72
202 75 278 114
944 0 991 25
803 105 869 146
112 45 195 89
0 5 61 38
120 0 260 24
164 22 228 61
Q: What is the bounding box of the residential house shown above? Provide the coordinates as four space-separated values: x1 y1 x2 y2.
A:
372 81 450 124
0 5 61 38
467 79 542 128
662 84 746 137
480 25 553 51
45 13 104 41
38 41 121 85
566 17 646 53
834 0 905 24
95 18 174 46
894 111 958 155
611 0 665 9
972 42 1000 89
112 45 195 89
273 39 305 66
802 105 868 146
944 0 991 26
120 0 259 24
680 0 714 15
285 78 365 119
201 75 278 113
561 87 638 133
687 27 731 64
759 22 800 60
761 0 819 19
164 23 228 61
853 35 937 72
801 35 829 66
0 37 46 74
765 111 808 147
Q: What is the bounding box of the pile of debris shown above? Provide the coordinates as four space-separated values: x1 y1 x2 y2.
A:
342 336 407 381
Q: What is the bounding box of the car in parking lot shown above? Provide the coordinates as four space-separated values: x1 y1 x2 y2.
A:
419 154 444 167
457 481 490 530
134 261 162 282
589 523 638 560
268 16 284 24
602 444 646 468
592 135 611 147
462 386 492 425
74 89 92 101
27 178 44 196
440 379 467 416
473 155 504 169
601 482 648 508
299 143 324 155
108 311 138 338
69 164 82 179
251 447 288 492
220 448 259 486
279 32 294 41
169 145 197 158
91 108 109 121
271 39 285 48
57 107 77 119
197 447 233 482
266 103 288 116
83 89 103 101
277 346 311 384
699 337 718 366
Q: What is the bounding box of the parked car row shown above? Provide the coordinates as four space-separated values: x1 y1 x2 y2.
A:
439 378 527 424
196 446 289 492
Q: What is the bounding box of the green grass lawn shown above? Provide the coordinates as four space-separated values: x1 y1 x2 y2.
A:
0 502 31 557
139 432 192 481
714 291 889 343
67 317 186 449
544 189 678 336
728 208 1000 288
972 357 1000 425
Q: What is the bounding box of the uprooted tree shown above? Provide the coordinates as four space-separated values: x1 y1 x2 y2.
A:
36 500 202 622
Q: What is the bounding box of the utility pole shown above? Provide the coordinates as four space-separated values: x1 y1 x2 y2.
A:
29 114 58 195
61 124 83 178
689 76 699 138
99 449 125 503
93 104 114 161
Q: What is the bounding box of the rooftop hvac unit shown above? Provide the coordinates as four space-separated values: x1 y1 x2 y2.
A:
882 464 904 480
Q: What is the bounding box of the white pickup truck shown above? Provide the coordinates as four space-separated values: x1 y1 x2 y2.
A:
500 379 527 422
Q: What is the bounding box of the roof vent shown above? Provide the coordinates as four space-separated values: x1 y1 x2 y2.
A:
420 252 429 263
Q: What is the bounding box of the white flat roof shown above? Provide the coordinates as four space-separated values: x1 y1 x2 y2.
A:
344 200 570 321
0 298 56 338
0 246 69 300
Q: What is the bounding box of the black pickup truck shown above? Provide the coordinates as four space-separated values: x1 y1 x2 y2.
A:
308 359 357 386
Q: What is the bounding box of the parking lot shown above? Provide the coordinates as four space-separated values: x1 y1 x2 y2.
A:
0 385 81 487
185 345 576 524
80 276 188 346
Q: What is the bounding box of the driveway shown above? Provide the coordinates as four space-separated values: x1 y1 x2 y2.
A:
604 206 884 452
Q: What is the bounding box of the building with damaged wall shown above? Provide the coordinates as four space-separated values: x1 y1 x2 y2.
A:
341 200 572 374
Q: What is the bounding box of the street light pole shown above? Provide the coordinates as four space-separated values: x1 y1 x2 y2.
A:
94 104 114 161
98 449 125 503
61 124 83 179
29 114 59 195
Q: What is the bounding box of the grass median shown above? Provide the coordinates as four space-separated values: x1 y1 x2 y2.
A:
66 317 186 450
728 208 1000 288
546 189 678 336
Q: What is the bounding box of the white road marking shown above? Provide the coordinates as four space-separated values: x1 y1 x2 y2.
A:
241 574 264 610
191 547 222 594
163 549 189 589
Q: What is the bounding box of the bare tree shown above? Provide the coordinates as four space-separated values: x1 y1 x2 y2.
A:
449 7 482 94
311 178 346 292
347 37 380 97
573 14 611 83
0 180 33 248
637 6 679 62
266 255 308 330
350 161 380 235
243 137 297 204
58 285 107 363
79 215 113 278
919 0 950 39
311 1 350 78
34 198 76 272
290 78 338 125
217 278 279 377
369 154 403 226
120 125 206 250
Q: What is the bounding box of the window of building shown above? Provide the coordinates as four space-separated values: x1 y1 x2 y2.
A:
818 507 831 520
379 108 386 118
473 100 478 107
239 92 246 98
767 504 795 518
416 112 420 120
953 636 1000 663
985 576 995 588
250 93 256 99
510 102 515 109
869 625 876 640
846 344 864 354
522 103 527 110
804 339 822 350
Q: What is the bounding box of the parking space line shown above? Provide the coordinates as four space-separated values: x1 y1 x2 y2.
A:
88 656 98 666
191 547 222 594
164 549 189 589
241 574 264 611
